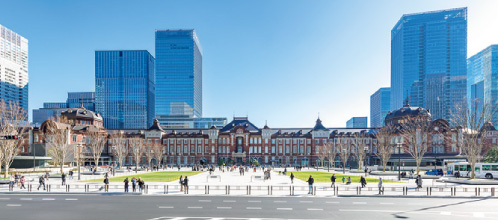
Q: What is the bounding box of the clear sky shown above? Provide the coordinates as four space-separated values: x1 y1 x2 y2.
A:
2 0 498 128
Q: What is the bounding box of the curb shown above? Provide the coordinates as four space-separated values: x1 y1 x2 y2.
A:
0 192 142 195
337 194 497 199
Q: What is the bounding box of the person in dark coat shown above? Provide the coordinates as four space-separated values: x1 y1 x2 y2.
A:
124 178 129 192
37 175 45 190
307 175 314 194
183 176 189 194
179 175 184 192
360 176 367 188
290 172 295 184
331 174 336 187
104 176 109 192
61 172 66 186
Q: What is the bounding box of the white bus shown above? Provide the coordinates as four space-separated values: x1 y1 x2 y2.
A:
447 162 498 179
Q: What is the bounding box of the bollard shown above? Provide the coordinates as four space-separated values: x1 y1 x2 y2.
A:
228 185 230 195
249 185 251 195
475 187 478 196
382 187 384 195
207 185 209 194
225 185 228 195
268 186 270 195
313 186 316 195
334 186 337 196
492 188 495 197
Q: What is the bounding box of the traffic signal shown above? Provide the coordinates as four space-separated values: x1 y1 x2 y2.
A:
0 136 18 140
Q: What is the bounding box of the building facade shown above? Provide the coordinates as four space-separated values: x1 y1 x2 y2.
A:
346 117 368 128
391 8 467 122
95 50 155 130
155 29 202 121
467 45 498 125
32 92 96 125
370 87 391 128
0 24 28 115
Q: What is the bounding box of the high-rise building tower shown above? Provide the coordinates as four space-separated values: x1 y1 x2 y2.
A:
391 8 467 121
467 45 498 125
95 50 155 129
370 87 391 127
155 29 202 125
0 24 28 116
346 117 368 128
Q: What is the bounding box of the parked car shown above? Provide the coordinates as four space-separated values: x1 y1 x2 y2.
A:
425 169 443 176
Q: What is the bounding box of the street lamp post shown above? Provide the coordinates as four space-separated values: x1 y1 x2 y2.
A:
342 149 346 174
77 143 81 180
364 146 368 171
397 141 402 181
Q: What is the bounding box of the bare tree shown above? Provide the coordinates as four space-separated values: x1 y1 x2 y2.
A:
144 141 154 170
0 100 28 178
315 143 327 167
43 117 74 174
324 141 338 172
374 126 394 172
152 142 164 169
352 132 368 170
400 116 431 175
451 101 495 179
128 137 144 173
338 137 351 174
111 131 128 169
87 131 106 169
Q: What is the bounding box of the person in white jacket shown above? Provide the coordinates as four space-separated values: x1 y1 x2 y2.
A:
378 178 383 195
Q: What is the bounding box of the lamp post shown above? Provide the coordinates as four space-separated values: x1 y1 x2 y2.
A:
77 143 81 180
397 141 402 181
342 149 347 174
364 146 368 171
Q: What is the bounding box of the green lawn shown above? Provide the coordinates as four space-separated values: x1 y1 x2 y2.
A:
280 171 399 183
79 171 204 183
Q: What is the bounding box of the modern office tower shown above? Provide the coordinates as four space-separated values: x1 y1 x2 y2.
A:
391 8 467 121
67 92 95 111
0 24 28 116
467 45 498 125
370 87 391 127
155 29 202 125
95 50 155 129
194 117 227 129
346 117 368 128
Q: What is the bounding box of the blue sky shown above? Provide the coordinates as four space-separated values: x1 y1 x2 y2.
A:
2 0 498 128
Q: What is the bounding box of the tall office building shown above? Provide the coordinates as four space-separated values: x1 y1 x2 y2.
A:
67 92 95 110
0 24 28 116
346 117 368 128
370 87 391 127
95 50 155 129
391 8 467 121
467 45 498 125
155 29 202 125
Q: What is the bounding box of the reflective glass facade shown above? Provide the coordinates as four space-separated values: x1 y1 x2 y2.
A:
95 50 155 129
467 45 498 125
391 8 467 121
67 92 95 111
370 87 391 127
346 117 368 128
155 29 202 118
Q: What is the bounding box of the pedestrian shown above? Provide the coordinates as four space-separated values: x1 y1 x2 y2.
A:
179 175 184 192
183 176 189 194
124 177 129 192
37 175 46 191
103 176 109 192
69 170 73 180
360 176 367 188
139 178 145 193
331 174 336 187
364 167 368 177
307 175 314 194
346 176 351 185
342 176 345 184
290 172 294 184
62 172 67 185
45 171 50 181
378 178 383 195
9 174 15 190
416 175 422 189
132 177 137 192
20 176 26 189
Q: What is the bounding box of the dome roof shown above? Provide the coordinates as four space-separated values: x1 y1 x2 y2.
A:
384 103 431 125
61 107 103 121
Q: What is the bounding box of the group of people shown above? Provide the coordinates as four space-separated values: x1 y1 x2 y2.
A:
8 173 26 190
179 175 189 193
122 177 145 192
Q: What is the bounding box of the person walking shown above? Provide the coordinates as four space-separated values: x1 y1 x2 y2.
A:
331 174 336 187
69 170 73 180
20 176 26 190
342 176 345 184
307 175 314 194
103 176 109 192
9 174 15 191
131 177 137 192
179 175 184 192
360 176 367 188
183 176 189 194
378 177 383 195
290 172 295 184
416 175 423 189
37 175 45 191
61 172 66 186
124 177 129 193
138 178 145 193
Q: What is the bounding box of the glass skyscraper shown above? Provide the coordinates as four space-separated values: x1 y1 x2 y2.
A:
346 117 368 128
95 50 155 129
155 29 202 122
0 24 28 116
467 45 498 125
391 8 467 121
370 87 391 127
